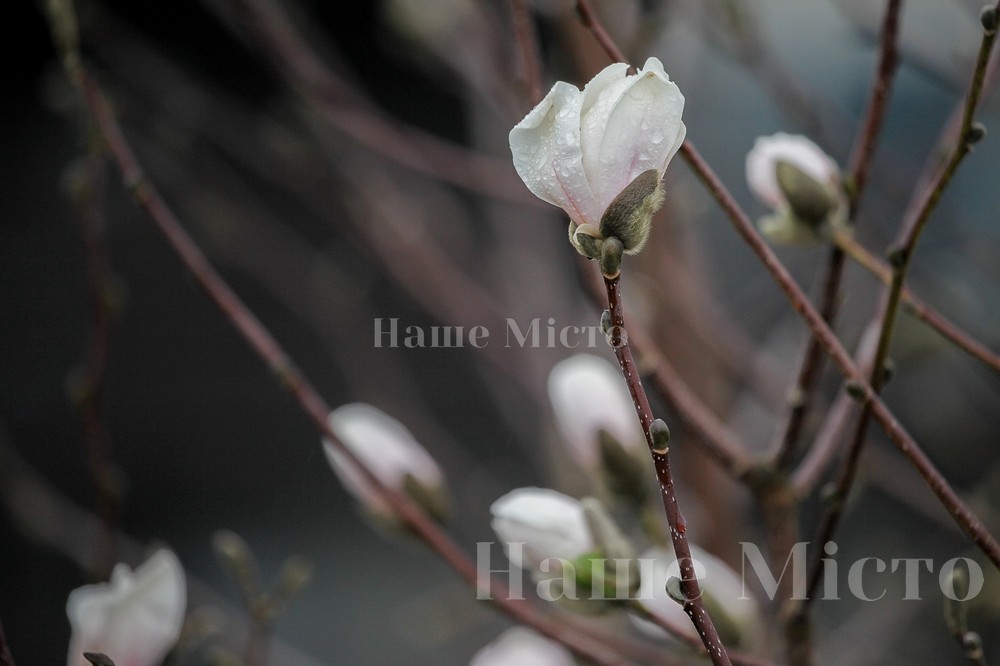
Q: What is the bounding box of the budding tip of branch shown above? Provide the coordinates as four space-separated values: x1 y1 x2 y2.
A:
966 121 987 146
600 236 624 279
981 6 998 34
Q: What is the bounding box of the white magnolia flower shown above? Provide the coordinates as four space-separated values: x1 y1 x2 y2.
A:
547 354 644 470
490 487 594 570
324 403 446 520
510 57 685 253
745 133 844 243
67 549 186 666
469 627 575 666
631 545 762 649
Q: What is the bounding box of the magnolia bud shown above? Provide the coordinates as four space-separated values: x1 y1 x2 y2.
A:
600 236 624 279
775 160 836 225
599 169 665 254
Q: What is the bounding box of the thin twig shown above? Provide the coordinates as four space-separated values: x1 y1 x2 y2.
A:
771 0 903 472
626 601 777 666
679 140 1000 572
580 264 753 479
218 0 534 205
575 0 628 64
75 133 118 578
833 231 1000 373
605 276 732 666
49 24 637 665
801 0 1000 605
507 0 544 104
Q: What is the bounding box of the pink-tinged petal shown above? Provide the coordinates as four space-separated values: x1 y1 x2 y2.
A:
746 133 839 210
582 57 685 211
510 82 601 226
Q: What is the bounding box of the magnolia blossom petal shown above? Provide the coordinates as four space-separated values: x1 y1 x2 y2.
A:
547 354 644 469
67 549 186 666
490 487 594 569
746 133 839 210
324 403 443 515
469 627 575 666
582 57 686 209
510 82 602 226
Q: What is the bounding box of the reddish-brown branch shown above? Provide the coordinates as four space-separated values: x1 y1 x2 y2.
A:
772 0 903 472
62 55 642 666
678 141 1000 572
833 232 1000 373
76 138 117 578
219 0 534 205
580 265 753 479
575 0 628 64
605 276 732 666
507 0 544 104
801 0 1000 607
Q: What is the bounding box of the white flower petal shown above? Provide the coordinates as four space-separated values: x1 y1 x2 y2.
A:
324 403 442 515
581 57 686 210
746 133 839 210
67 549 186 666
469 627 575 666
510 82 602 226
490 487 594 569
547 354 644 469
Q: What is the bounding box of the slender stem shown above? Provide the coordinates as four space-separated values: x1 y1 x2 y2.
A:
833 231 1000 373
580 264 753 479
75 134 117 578
770 246 845 470
772 0 903 471
605 276 732 666
801 0 1000 605
219 0 534 205
575 0 628 64
626 601 777 666
51 33 634 666
679 140 1000 571
507 0 544 104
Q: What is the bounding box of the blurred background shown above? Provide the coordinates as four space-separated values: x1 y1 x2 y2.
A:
3 0 1000 663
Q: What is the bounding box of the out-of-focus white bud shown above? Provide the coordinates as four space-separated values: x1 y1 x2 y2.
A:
631 545 763 649
746 133 846 244
66 549 186 666
490 487 595 571
468 627 575 666
547 354 644 471
323 403 448 522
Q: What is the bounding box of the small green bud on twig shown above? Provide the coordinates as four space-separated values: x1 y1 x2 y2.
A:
600 309 612 335
887 245 908 270
966 121 987 146
666 576 687 605
649 419 671 455
845 380 866 401
981 5 998 34
600 236 624 279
